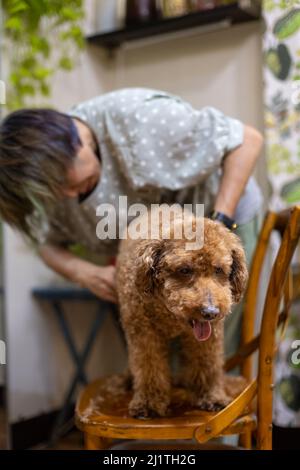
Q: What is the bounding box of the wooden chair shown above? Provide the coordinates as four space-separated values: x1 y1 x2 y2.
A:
75 206 300 450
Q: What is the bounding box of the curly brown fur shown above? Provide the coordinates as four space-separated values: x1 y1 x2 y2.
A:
116 210 248 419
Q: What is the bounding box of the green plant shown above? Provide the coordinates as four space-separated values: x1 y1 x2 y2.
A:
2 0 85 110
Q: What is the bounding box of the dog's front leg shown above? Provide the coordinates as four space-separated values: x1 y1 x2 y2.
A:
126 325 171 419
179 326 231 411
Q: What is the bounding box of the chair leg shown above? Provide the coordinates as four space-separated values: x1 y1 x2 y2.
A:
84 433 111 450
239 429 252 449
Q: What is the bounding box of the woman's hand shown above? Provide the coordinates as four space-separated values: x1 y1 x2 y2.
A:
77 264 117 303
38 244 118 303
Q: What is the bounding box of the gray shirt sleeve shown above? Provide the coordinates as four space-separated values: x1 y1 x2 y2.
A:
40 220 73 247
110 92 244 191
29 207 74 247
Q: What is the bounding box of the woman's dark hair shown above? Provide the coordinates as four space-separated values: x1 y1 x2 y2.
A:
0 108 81 240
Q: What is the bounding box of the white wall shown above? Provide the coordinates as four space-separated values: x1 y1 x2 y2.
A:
113 20 267 193
4 5 266 424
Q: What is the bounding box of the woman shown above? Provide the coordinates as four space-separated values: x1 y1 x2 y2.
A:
0 88 264 355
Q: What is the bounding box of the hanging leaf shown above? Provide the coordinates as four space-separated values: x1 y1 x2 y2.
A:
58 56 73 71
32 67 52 81
40 83 51 96
4 16 22 32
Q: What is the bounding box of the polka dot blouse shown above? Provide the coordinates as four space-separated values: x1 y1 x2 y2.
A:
38 88 262 254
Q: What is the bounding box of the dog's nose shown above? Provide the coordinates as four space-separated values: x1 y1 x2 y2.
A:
200 305 220 321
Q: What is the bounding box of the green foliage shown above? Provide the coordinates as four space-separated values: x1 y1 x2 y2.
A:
2 0 85 110
278 375 300 411
263 0 300 12
263 0 277 11
281 178 300 203
267 143 294 174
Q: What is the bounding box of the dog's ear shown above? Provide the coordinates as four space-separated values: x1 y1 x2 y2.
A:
229 240 248 303
135 239 165 298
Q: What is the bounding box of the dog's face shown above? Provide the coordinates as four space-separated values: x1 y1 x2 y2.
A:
135 218 248 342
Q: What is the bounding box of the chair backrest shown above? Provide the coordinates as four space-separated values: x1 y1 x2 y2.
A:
256 206 300 448
240 208 297 380
192 208 300 449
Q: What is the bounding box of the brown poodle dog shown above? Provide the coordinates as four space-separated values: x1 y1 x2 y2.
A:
116 208 248 419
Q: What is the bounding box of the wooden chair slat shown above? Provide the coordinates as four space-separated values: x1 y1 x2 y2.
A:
257 206 300 449
194 380 257 443
241 211 277 380
225 305 292 372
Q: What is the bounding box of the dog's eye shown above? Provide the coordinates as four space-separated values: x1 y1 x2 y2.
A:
177 266 193 276
215 267 224 275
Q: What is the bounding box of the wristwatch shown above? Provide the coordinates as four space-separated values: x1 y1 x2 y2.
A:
210 210 237 231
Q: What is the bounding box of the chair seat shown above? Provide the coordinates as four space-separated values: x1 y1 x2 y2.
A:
75 375 256 441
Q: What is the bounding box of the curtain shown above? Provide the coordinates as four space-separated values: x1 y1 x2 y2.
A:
263 0 300 427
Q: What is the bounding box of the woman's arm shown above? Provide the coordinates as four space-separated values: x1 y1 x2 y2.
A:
214 125 264 219
38 244 117 303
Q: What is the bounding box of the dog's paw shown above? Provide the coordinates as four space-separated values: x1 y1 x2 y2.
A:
129 396 169 419
224 375 248 399
196 394 231 412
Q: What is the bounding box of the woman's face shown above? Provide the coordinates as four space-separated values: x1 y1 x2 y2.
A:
62 118 101 198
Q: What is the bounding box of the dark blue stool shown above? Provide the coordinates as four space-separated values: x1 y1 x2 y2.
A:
32 286 125 446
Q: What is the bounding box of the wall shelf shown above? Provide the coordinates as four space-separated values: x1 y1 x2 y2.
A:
86 1 261 50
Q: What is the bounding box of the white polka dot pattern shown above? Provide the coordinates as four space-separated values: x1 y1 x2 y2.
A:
37 87 256 253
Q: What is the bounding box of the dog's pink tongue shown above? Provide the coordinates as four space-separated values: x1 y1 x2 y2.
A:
192 320 212 342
